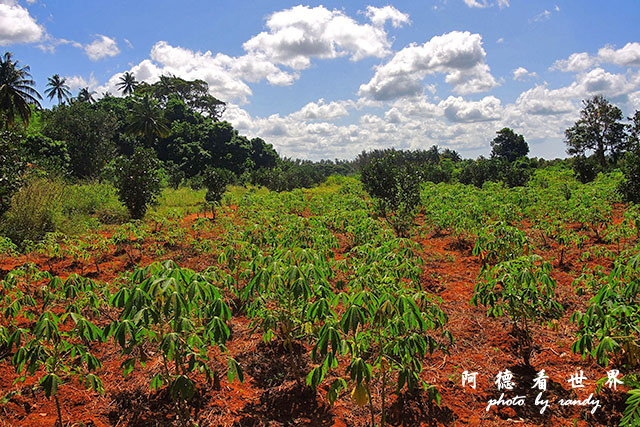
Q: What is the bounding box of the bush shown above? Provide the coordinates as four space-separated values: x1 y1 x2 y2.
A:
112 147 162 219
1 177 65 247
456 157 500 187
619 151 640 204
572 155 601 184
202 167 234 219
361 153 421 237
0 130 26 216
62 182 128 224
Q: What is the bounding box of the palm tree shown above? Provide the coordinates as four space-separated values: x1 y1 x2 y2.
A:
126 95 170 146
44 74 71 105
117 72 138 96
0 52 42 129
77 87 95 103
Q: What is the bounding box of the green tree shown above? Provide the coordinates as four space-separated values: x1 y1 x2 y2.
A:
490 128 529 162
76 87 95 103
202 167 234 219
117 71 138 96
361 153 421 237
628 110 640 152
0 129 26 215
619 151 640 204
136 75 226 120
42 102 118 178
0 52 42 129
565 95 626 168
126 95 170 146
44 74 71 105
112 147 162 219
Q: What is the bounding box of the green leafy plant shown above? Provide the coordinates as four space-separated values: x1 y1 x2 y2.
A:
9 311 103 427
106 260 242 427
472 255 564 365
472 221 528 270
202 167 234 220
112 147 162 219
361 153 421 237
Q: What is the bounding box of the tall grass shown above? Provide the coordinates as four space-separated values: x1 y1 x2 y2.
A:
151 186 206 218
1 177 128 247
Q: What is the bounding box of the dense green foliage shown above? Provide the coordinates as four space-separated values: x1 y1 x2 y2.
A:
361 153 421 237
112 147 162 219
490 127 529 162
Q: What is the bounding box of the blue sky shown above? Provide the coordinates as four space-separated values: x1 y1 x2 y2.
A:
2 0 640 160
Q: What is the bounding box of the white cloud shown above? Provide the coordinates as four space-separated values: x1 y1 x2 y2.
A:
124 38 134 49
497 37 504 44
513 66 538 81
533 10 552 22
65 74 99 92
497 0 510 8
289 99 351 121
242 5 394 70
84 35 120 61
598 42 640 67
95 41 298 103
514 85 576 115
464 0 490 8
551 52 595 72
0 0 43 45
439 95 503 123
553 43 640 74
364 5 410 28
359 31 498 100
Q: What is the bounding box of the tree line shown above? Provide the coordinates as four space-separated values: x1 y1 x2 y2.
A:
1 50 639 223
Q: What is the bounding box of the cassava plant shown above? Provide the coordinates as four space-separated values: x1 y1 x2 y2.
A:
9 311 103 427
571 253 640 426
471 255 564 365
308 287 451 427
106 260 242 427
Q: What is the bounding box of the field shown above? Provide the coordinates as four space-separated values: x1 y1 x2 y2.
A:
1 168 639 427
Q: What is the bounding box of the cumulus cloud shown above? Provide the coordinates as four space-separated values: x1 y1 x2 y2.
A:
551 43 640 76
514 85 575 115
95 41 299 103
439 95 503 123
289 99 351 121
364 5 410 28
243 5 394 70
598 42 640 67
513 67 537 81
0 0 44 45
359 31 498 100
65 74 99 92
551 52 595 72
84 35 120 60
515 68 640 116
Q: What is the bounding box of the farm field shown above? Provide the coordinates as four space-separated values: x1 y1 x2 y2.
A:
1 168 639 427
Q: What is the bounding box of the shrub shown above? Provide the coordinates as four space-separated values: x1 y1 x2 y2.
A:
112 147 162 219
0 129 26 216
62 182 128 224
202 167 234 219
619 151 640 204
572 155 601 184
361 153 421 237
1 177 65 247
